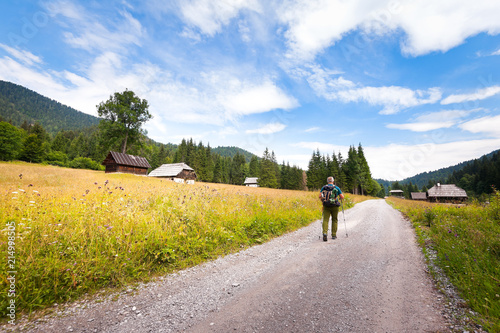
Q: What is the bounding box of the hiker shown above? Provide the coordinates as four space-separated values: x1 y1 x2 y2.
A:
319 176 344 241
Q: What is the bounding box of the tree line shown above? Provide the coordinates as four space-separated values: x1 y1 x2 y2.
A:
0 120 309 190
306 144 385 197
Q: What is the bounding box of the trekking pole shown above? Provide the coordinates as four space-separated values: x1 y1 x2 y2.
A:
341 200 348 237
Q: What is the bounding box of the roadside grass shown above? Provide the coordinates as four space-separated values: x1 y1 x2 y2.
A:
386 196 500 332
1 162 362 318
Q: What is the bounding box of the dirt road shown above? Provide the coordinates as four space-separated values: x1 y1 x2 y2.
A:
18 199 448 332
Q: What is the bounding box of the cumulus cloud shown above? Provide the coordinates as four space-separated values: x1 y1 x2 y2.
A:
278 0 500 61
441 86 500 105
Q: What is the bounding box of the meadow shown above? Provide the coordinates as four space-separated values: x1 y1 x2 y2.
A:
386 196 500 332
0 162 362 318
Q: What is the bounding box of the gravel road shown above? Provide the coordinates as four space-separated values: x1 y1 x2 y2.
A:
14 199 450 332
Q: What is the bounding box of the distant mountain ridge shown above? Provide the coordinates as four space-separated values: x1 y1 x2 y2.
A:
376 149 500 189
0 80 99 134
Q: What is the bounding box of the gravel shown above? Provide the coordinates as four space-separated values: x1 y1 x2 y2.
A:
5 199 486 332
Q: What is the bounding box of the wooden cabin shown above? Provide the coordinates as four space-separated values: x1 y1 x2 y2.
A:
243 177 259 187
411 192 427 200
102 151 151 175
427 183 468 203
148 163 197 182
389 190 404 198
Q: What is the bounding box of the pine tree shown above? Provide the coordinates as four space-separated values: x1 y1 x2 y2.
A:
258 148 278 188
249 155 260 177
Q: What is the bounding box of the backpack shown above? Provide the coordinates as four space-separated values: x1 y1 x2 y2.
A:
321 185 341 207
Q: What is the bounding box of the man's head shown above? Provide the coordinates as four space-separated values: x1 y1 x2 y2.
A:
327 176 334 184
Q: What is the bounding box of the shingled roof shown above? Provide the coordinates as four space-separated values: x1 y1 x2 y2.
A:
104 151 151 168
411 192 427 200
148 163 195 177
427 184 467 198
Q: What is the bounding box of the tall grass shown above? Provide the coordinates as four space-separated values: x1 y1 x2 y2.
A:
387 196 500 332
0 162 361 317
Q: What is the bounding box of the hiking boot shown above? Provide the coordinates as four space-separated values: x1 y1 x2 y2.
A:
332 235 337 240
323 234 327 242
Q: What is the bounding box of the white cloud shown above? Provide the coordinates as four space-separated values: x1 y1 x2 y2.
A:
179 0 261 36
459 115 500 137
278 0 500 61
304 127 322 133
246 122 286 134
295 64 441 114
493 48 500 56
0 44 42 66
221 80 299 116
386 122 455 132
441 86 500 105
337 86 442 115
386 109 478 132
45 0 145 53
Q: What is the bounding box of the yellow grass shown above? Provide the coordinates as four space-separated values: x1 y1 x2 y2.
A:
0 162 363 317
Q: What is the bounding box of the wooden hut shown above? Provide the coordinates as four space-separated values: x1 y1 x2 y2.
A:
427 183 468 203
243 177 259 187
148 163 197 182
102 151 151 175
411 192 427 200
389 190 404 198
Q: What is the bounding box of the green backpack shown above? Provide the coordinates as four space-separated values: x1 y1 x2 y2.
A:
322 185 341 207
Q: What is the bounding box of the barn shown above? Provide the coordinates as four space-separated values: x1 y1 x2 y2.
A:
102 151 151 175
148 163 197 183
427 183 468 203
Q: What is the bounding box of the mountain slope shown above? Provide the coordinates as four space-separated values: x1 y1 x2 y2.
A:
212 146 257 162
0 80 99 134
376 149 500 189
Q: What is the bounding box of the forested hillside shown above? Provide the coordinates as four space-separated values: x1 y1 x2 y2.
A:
0 80 99 134
382 150 500 200
212 146 256 162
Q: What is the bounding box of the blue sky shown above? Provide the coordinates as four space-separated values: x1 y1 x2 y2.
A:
1 0 500 181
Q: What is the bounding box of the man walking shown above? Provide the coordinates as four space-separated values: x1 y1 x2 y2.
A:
319 176 344 241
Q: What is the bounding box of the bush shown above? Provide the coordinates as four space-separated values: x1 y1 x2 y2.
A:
69 157 104 170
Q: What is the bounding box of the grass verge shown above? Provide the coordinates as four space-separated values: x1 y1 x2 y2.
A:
386 196 500 332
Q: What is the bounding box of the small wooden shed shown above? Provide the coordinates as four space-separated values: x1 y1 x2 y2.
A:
102 151 151 175
243 177 259 187
427 183 468 203
411 192 427 200
389 190 404 198
148 163 197 181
